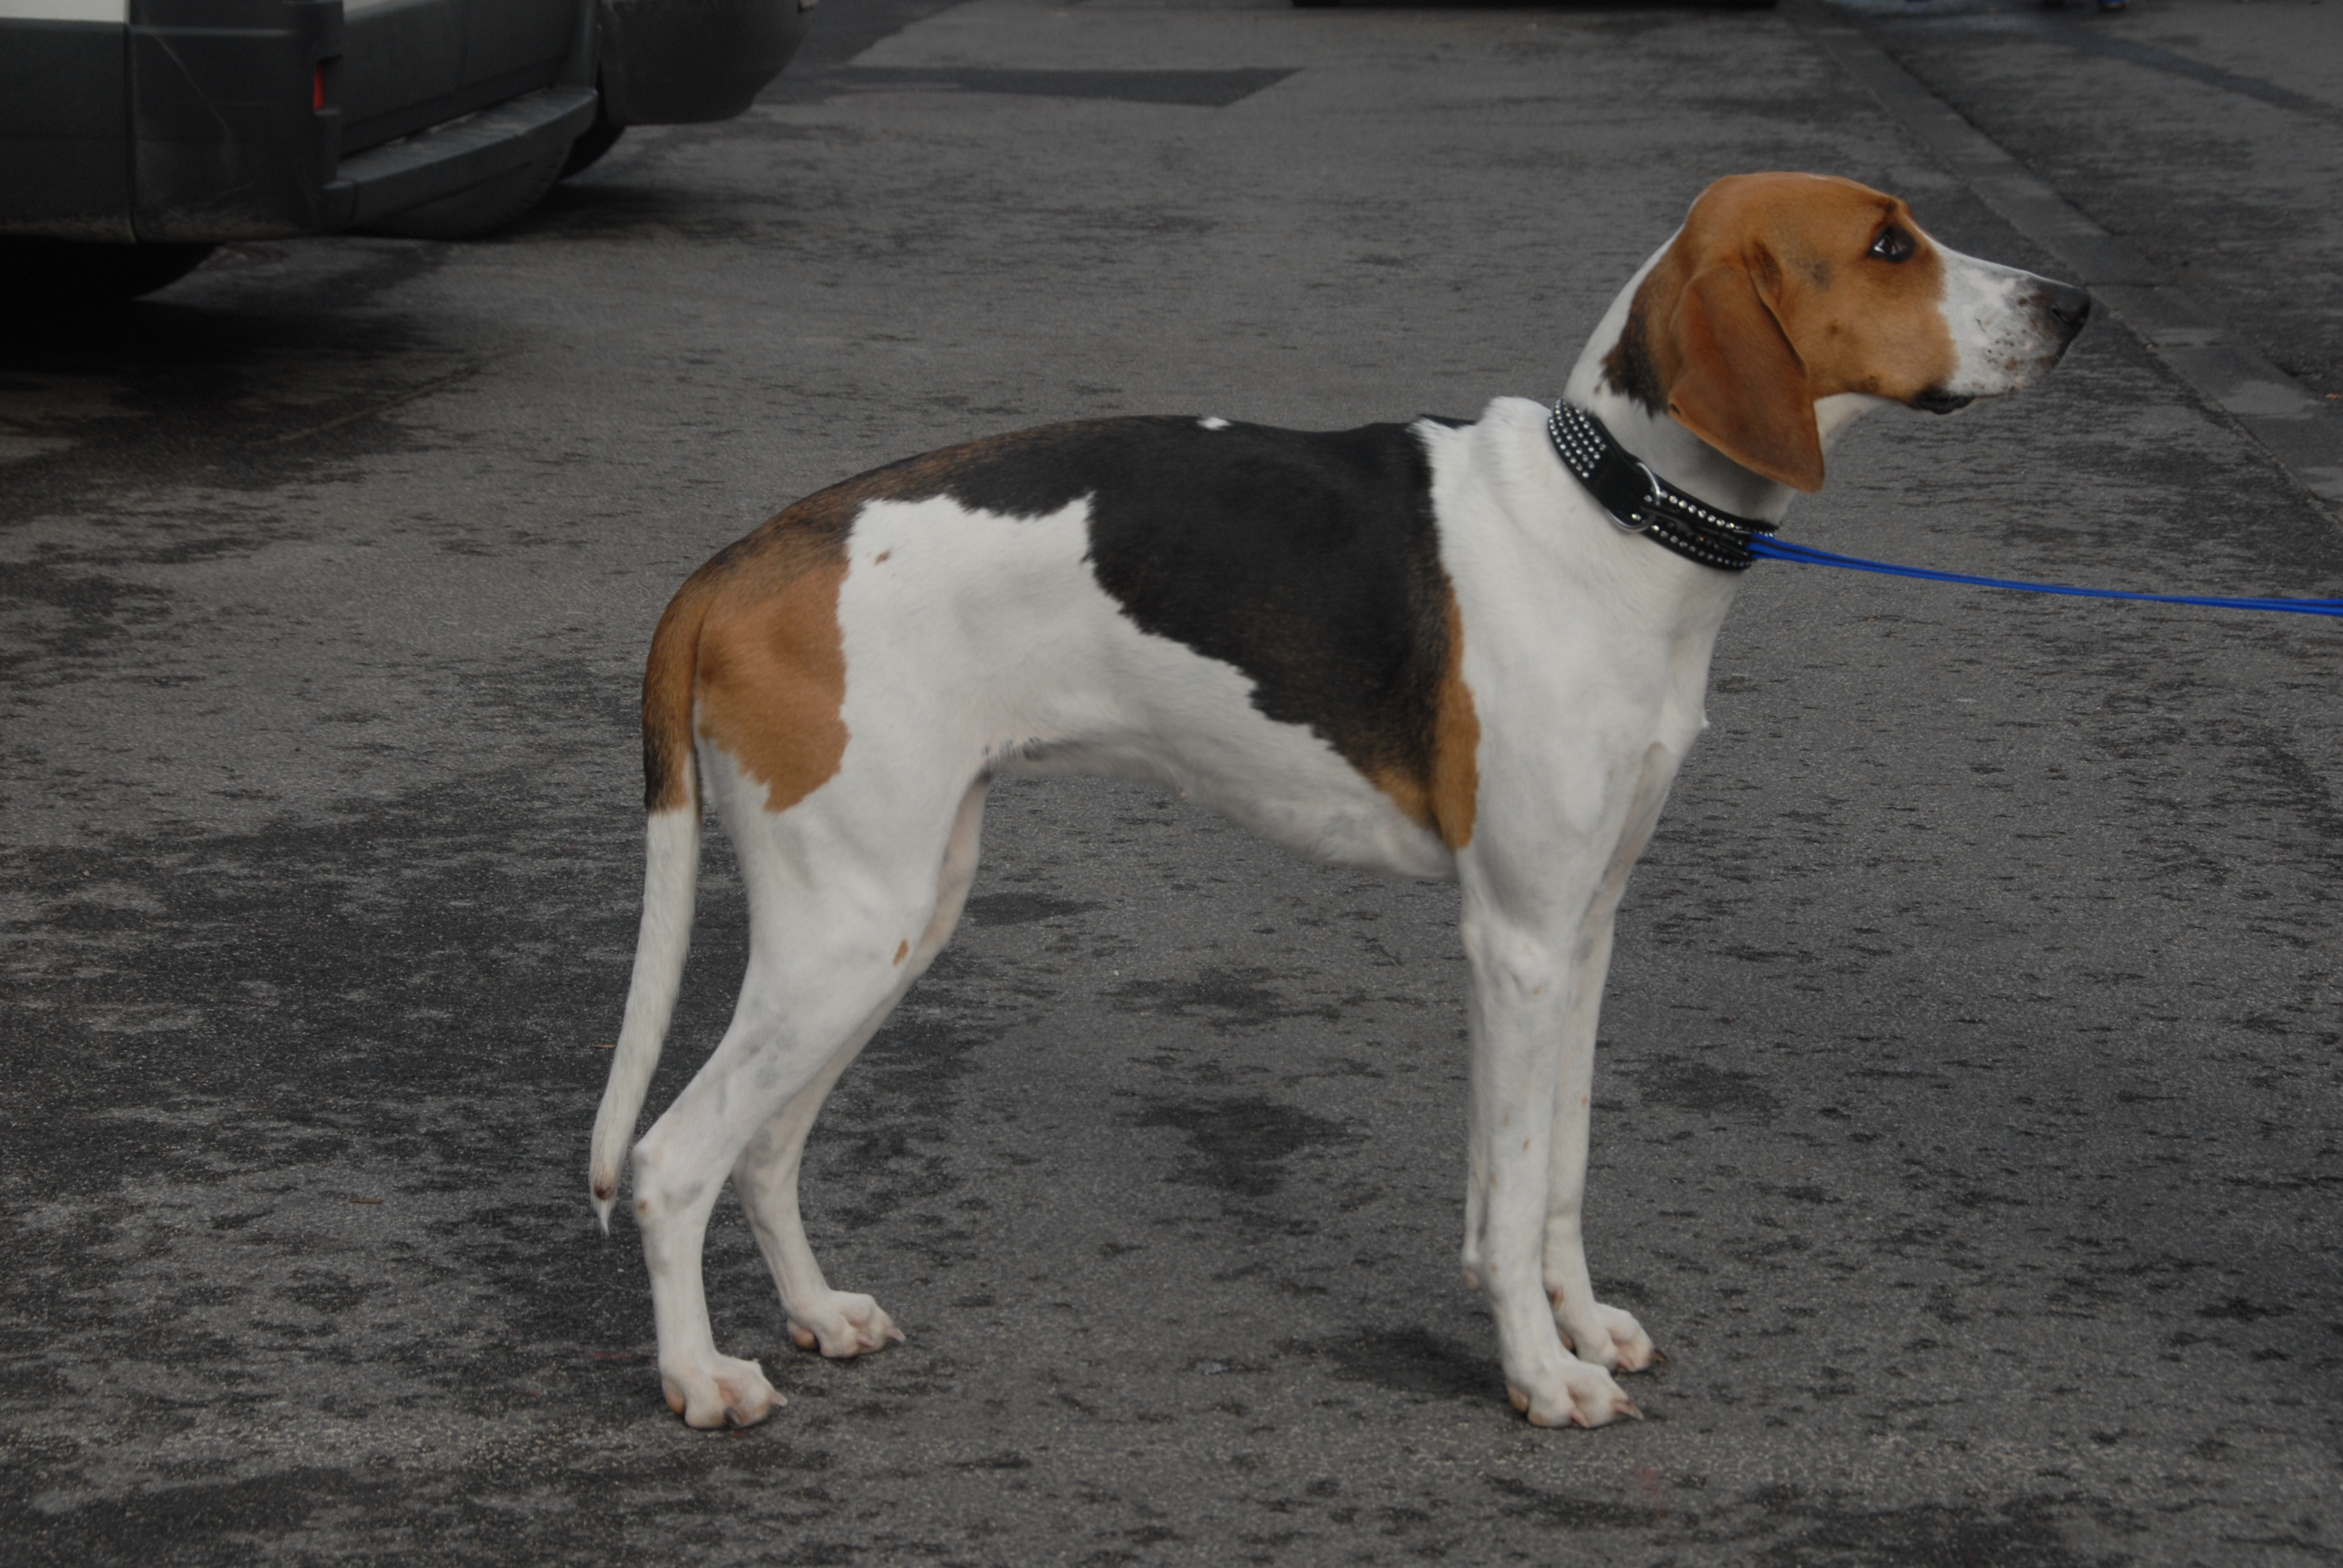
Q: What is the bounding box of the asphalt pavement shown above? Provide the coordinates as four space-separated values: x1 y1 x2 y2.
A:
3 1 2340 1563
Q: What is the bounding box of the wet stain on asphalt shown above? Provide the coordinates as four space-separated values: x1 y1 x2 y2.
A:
1486 1473 1666 1533
1128 1096 1355 1201
1631 1055 1784 1121
1747 1489 2114 1568
1308 1324 1492 1403
963 891 1102 926
1110 965 1346 1031
0 243 463 524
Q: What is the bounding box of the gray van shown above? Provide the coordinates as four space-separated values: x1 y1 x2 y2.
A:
0 0 815 299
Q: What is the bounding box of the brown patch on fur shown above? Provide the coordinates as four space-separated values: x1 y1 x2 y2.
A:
641 590 707 814
893 939 909 965
692 547 851 815
1427 585 1479 849
644 429 1124 817
1607 172 1959 491
1368 583 1478 851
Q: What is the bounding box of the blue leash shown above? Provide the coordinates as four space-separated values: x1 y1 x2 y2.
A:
1746 534 2343 618
1542 401 2342 616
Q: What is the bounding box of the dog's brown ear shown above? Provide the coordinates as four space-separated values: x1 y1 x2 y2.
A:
1663 263 1825 492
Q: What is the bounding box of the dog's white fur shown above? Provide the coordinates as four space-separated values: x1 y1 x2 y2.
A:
591 174 2087 1429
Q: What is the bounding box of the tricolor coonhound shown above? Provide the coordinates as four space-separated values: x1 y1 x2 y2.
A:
589 172 2091 1429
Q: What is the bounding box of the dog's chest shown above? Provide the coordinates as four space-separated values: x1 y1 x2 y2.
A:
1427 406 1735 763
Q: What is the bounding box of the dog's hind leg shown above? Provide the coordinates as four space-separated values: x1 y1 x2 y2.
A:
730 778 989 1359
631 764 981 1429
730 1042 898 1360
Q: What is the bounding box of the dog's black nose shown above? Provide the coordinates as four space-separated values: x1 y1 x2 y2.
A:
2045 283 2092 335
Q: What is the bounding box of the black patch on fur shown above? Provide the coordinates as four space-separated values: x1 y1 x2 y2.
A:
920 417 1458 796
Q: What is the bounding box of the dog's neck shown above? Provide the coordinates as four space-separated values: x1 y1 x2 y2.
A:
1558 255 1878 526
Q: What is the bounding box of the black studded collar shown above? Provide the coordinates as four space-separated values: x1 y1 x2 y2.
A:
1545 401 1777 573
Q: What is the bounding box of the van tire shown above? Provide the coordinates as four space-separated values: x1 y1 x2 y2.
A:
560 102 626 179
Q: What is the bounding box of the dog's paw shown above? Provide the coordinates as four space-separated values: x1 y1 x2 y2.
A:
1594 1304 1662 1373
787 1290 904 1359
661 1354 784 1429
1551 1295 1663 1374
1506 1362 1642 1429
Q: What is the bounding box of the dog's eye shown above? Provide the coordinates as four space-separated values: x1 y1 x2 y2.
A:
1869 226 1916 263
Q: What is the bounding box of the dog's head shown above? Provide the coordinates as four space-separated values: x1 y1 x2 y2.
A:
1603 172 2090 492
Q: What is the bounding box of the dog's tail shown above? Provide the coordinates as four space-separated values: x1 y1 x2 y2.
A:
588 588 708 1232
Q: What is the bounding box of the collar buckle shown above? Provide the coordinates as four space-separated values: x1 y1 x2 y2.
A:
1547 400 1776 572
1613 460 1663 534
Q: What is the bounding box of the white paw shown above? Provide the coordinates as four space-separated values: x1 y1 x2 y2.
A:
787 1290 904 1359
1594 1304 1662 1373
661 1353 783 1429
1506 1361 1642 1429
1550 1293 1664 1374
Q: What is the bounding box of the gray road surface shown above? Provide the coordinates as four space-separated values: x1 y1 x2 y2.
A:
4 1 2340 1563
1841 0 2343 400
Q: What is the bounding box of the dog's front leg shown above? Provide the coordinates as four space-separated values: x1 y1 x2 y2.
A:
1542 755 1673 1377
1539 896 1661 1376
1459 880 1642 1429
